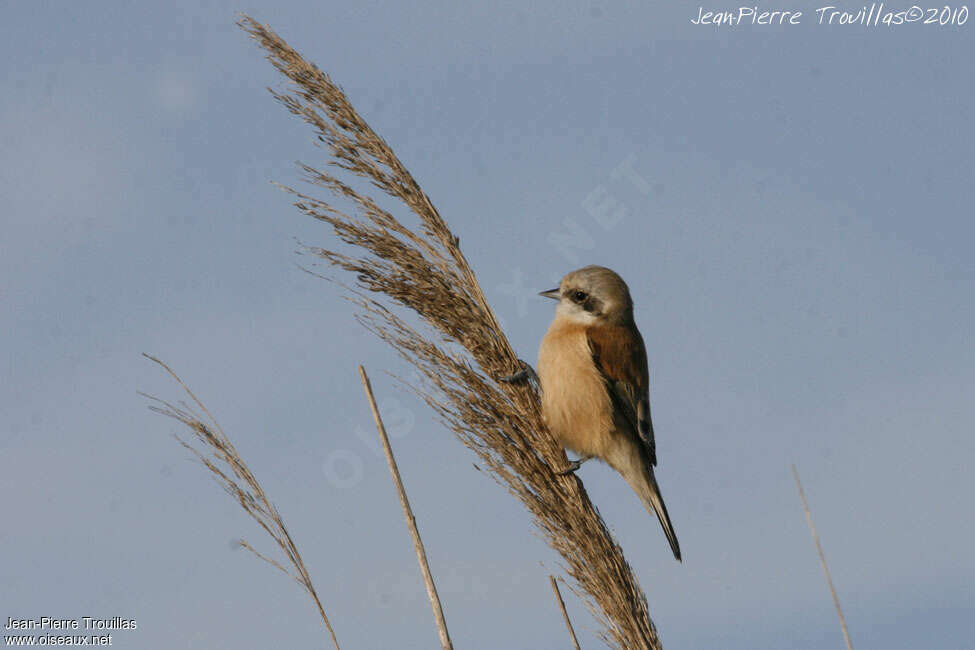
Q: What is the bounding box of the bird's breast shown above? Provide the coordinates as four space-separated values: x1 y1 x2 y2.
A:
537 322 615 458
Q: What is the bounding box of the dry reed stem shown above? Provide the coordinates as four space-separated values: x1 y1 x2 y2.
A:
550 575 582 650
142 354 340 650
239 15 660 648
791 465 854 650
359 366 453 650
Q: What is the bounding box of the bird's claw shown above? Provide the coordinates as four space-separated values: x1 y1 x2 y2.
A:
498 359 539 385
555 456 592 476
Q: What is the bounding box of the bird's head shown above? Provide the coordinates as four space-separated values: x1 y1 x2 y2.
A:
540 265 634 325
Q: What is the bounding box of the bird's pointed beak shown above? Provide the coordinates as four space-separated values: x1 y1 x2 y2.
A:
538 288 560 300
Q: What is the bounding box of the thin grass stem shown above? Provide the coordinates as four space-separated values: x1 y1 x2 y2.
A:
550 575 582 650
359 366 453 650
792 464 853 650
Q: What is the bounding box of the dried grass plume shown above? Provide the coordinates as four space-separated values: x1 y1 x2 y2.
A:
142 354 341 650
239 14 663 648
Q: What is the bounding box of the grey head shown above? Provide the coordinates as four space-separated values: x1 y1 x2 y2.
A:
540 265 634 325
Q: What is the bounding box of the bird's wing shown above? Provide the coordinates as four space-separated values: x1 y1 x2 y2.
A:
587 324 656 466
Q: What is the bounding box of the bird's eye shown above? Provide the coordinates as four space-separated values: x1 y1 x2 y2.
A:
572 290 588 302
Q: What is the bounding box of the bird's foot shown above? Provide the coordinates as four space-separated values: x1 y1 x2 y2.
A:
556 455 593 476
498 359 539 385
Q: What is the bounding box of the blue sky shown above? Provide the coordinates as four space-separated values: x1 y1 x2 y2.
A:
2 2 973 648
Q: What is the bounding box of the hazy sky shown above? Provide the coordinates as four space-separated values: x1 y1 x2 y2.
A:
2 2 973 648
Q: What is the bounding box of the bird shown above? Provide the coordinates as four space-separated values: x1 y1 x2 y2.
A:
505 265 681 561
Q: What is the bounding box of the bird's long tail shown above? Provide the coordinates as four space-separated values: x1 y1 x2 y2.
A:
623 461 682 562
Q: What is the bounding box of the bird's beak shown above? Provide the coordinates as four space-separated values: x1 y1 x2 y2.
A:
538 288 560 300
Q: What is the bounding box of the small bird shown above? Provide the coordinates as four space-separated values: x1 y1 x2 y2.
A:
530 265 681 561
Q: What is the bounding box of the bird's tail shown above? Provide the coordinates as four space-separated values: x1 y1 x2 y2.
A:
624 462 682 562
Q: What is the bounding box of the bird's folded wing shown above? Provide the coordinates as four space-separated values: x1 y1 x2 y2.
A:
586 325 657 466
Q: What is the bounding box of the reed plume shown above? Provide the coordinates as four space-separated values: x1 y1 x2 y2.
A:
142 354 341 650
239 15 662 648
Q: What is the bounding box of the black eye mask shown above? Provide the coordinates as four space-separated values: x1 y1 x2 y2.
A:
567 288 600 314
